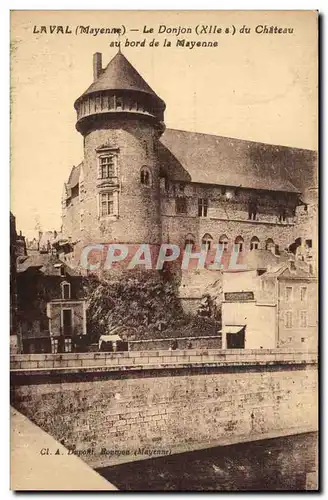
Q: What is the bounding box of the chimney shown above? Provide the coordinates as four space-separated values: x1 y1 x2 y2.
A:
93 52 102 81
288 257 296 272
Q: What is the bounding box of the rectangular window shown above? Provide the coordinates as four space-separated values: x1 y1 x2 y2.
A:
62 283 71 300
285 311 293 329
51 338 59 354
300 310 307 328
279 207 287 222
305 239 312 248
198 198 208 217
64 338 73 353
285 286 293 302
100 192 114 216
176 197 187 214
99 156 115 179
301 286 307 302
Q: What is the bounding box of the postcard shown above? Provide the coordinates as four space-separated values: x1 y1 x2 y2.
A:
10 10 318 491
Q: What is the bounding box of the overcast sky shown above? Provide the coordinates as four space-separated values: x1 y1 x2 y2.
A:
11 10 317 238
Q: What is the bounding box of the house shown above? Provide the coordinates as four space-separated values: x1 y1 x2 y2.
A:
17 254 87 353
264 261 318 349
221 260 317 350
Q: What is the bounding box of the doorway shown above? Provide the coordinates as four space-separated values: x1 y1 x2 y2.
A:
62 309 73 336
226 326 245 349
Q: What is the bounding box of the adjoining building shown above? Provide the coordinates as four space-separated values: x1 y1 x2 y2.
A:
59 50 317 277
17 254 87 353
221 260 317 350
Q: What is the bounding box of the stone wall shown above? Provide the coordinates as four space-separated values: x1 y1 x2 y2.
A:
11 349 317 469
64 120 162 251
161 214 295 252
129 336 222 350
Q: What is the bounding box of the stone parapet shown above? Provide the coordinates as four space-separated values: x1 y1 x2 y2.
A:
10 348 317 373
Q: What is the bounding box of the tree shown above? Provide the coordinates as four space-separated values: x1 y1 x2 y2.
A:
83 271 183 343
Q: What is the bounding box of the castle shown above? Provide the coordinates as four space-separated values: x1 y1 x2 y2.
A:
60 50 317 276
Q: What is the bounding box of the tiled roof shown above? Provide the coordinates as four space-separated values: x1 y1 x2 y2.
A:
159 129 317 193
264 262 314 279
76 52 164 105
17 254 80 276
66 130 316 195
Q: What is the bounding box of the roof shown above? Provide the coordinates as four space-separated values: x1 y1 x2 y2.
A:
243 249 290 271
264 262 315 279
67 163 82 188
159 129 317 193
222 325 245 334
17 254 80 276
66 133 316 197
77 52 164 105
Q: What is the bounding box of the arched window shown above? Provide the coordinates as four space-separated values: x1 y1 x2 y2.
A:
140 167 151 186
201 233 213 251
184 233 195 250
219 234 229 252
234 235 244 253
265 238 275 251
250 236 260 251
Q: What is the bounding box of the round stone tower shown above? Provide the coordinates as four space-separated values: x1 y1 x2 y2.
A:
74 50 166 252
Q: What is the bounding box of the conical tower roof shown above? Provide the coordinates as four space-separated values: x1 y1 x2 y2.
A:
78 51 163 103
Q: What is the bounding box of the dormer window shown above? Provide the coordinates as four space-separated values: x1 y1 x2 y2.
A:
140 167 151 186
61 281 71 300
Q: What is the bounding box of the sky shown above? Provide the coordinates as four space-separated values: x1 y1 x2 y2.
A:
10 10 318 238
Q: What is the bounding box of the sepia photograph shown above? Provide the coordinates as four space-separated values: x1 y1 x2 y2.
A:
10 10 318 491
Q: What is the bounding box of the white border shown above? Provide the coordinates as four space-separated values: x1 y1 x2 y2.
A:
3 2 325 498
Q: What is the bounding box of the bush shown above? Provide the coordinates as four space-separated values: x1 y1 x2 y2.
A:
83 271 184 343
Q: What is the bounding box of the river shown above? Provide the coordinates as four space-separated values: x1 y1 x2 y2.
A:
97 432 318 491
